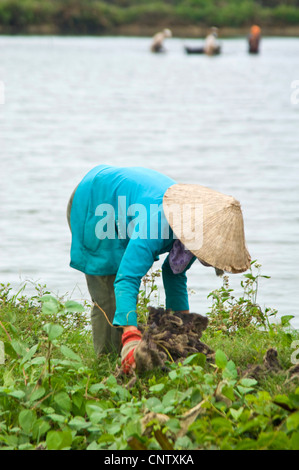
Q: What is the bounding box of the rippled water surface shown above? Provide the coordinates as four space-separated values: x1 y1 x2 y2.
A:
0 36 298 326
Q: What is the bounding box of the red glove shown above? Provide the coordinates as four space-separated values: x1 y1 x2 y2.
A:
121 327 142 374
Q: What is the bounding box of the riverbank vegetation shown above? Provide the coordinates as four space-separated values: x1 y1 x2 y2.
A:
1 263 299 450
0 0 299 36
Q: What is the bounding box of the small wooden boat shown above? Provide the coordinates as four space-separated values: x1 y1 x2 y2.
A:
184 46 221 55
184 46 205 54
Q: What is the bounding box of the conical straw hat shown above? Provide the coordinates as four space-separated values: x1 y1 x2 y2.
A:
163 184 251 273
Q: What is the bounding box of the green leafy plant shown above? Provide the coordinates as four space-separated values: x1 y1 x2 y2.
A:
0 262 299 450
136 269 161 325
207 261 279 333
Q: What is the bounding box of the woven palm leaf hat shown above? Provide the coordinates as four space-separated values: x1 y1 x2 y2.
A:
163 184 251 274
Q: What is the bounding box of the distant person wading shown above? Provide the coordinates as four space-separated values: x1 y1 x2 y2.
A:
204 27 221 55
248 25 261 54
151 29 172 53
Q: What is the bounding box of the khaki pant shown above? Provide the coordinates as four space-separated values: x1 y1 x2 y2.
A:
67 188 122 356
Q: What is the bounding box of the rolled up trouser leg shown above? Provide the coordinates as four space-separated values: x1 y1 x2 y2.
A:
85 274 122 356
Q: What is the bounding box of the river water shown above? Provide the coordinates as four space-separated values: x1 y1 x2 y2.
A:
0 36 298 327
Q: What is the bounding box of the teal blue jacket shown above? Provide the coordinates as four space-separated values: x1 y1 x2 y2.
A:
69 165 195 326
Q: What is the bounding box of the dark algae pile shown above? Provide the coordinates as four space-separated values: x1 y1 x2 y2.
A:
135 307 214 372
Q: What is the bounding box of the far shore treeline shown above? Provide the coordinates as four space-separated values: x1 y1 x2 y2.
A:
0 0 299 36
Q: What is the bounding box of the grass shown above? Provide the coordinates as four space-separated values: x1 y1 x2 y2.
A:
0 263 299 450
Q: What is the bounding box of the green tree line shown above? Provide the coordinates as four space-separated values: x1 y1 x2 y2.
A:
0 0 299 34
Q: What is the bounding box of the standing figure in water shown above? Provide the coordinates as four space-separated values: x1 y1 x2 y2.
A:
204 27 221 55
248 25 261 54
151 28 172 53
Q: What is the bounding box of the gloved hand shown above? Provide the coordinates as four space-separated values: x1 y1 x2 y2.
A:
121 327 142 374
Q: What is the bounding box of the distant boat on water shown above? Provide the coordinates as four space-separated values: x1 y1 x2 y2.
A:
184 45 221 55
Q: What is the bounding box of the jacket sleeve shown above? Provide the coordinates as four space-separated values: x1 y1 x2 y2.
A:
162 255 196 312
112 237 162 327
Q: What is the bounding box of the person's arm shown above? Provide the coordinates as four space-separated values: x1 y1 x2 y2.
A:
114 237 164 374
113 237 162 328
162 255 196 312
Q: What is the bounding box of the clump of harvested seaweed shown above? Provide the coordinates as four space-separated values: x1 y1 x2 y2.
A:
135 307 214 372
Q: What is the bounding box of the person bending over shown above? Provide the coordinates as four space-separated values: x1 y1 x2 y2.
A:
67 165 251 373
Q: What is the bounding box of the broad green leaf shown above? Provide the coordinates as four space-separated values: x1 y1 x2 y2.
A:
149 383 165 393
124 419 142 439
211 417 233 433
237 416 268 434
46 430 73 450
166 418 181 433
175 435 193 450
281 315 294 327
60 345 82 363
291 431 299 450
215 349 228 369
29 386 46 403
235 439 258 450
88 411 107 425
85 402 109 424
43 323 63 341
19 410 37 434
64 300 85 313
223 360 238 380
240 378 258 388
46 413 66 424
183 353 206 367
273 394 295 411
18 443 35 450
41 295 60 315
169 370 177 381
87 441 101 450
106 422 121 435
2 369 15 388
68 416 90 430
222 385 235 401
88 383 106 394
32 419 51 440
257 431 289 450
287 411 299 431
30 357 46 366
10 340 27 357
54 391 72 414
3 341 18 359
7 390 26 399
20 344 38 365
230 407 244 420
105 374 117 387
145 397 163 413
237 385 255 395
289 393 299 409
162 389 181 408
243 274 255 280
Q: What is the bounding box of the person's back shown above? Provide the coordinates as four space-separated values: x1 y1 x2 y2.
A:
69 165 176 275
